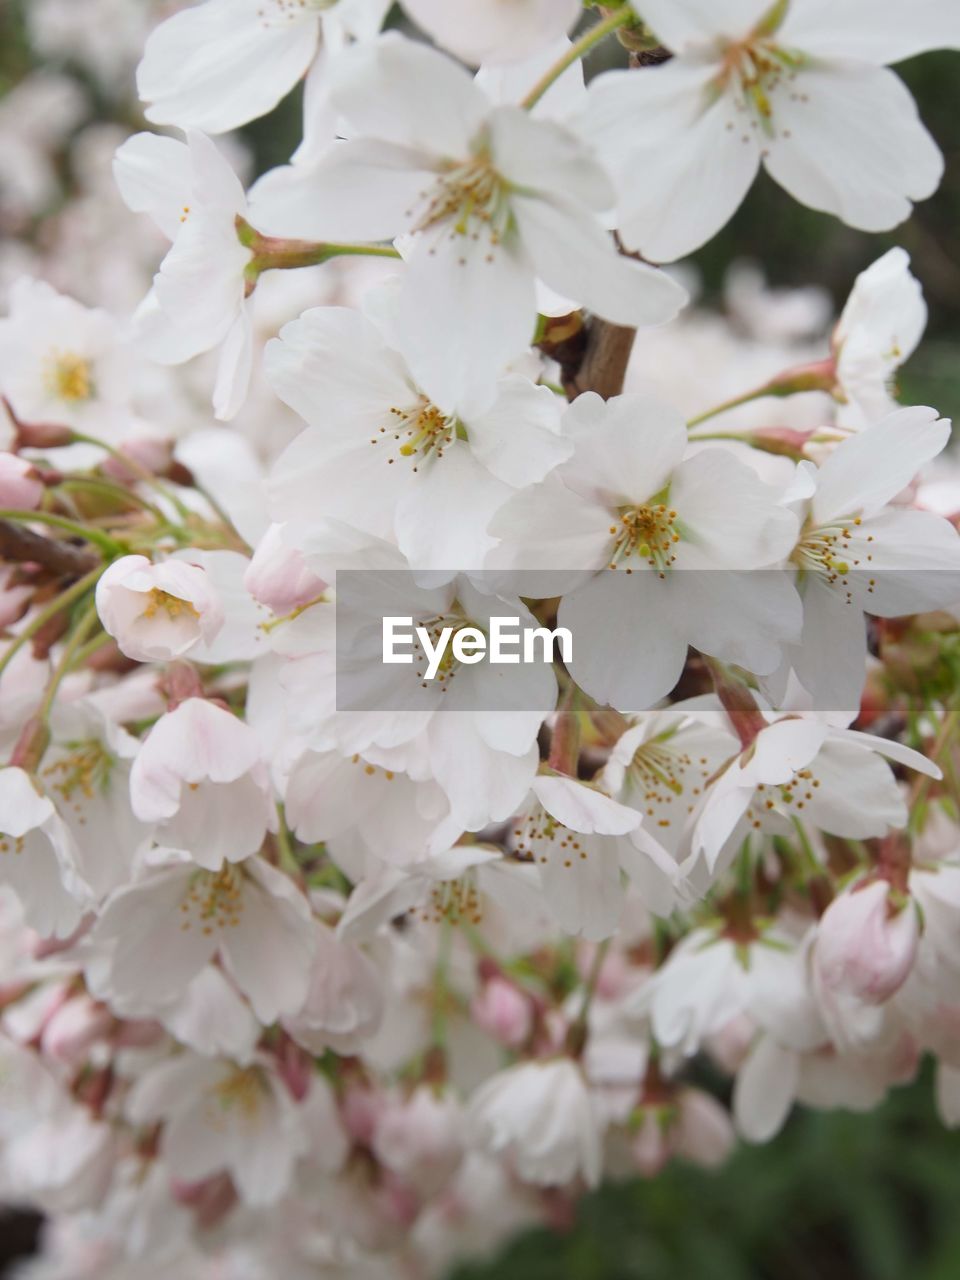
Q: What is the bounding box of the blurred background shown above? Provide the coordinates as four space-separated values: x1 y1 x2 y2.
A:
1 4 959 1276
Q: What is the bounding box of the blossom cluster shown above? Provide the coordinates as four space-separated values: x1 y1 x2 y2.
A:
1 1 960 1276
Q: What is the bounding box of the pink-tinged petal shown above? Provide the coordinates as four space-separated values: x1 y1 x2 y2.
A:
220 878 315 1023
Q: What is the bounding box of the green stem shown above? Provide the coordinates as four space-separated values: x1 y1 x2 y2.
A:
0 509 119 556
520 4 636 109
687 388 778 430
0 563 105 684
687 360 836 430
37 605 100 723
240 225 401 285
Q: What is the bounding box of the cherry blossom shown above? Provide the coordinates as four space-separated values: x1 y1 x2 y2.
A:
96 554 225 663
250 33 687 415
580 0 956 260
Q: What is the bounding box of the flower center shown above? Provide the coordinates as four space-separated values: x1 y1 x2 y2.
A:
626 737 714 829
179 865 245 936
46 352 94 403
514 806 589 870
712 2 805 139
42 739 115 815
414 615 484 688
792 515 877 603
412 146 513 257
410 875 483 926
370 397 460 471
608 501 681 576
142 588 200 621
261 0 333 25
745 767 821 828
209 1067 266 1123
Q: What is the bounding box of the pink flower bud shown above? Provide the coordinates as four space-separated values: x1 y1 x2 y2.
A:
41 995 113 1066
243 524 325 615
341 1084 386 1145
470 977 532 1048
101 436 174 483
0 453 43 509
815 880 918 1003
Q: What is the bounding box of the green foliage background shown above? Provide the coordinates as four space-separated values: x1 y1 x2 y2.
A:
1 7 960 1277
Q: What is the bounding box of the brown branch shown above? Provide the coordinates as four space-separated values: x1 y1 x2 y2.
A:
562 320 638 400
0 519 100 577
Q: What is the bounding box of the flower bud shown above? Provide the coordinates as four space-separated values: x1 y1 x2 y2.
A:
470 977 532 1048
101 436 175 483
0 453 43 509
815 879 918 1003
41 995 113 1066
243 524 326 615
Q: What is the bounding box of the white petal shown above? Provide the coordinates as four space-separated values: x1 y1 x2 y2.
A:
112 133 192 240
467 376 569 489
138 0 319 133
265 306 411 431
629 0 772 49
489 105 613 210
212 309 253 422
734 1038 798 1143
249 139 432 241
395 444 508 572
532 776 640 835
331 32 488 155
764 64 943 232
812 406 950 523
537 832 623 941
560 572 689 713
581 65 759 261
402 0 580 66
779 0 960 64
512 192 687 326
399 229 536 420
